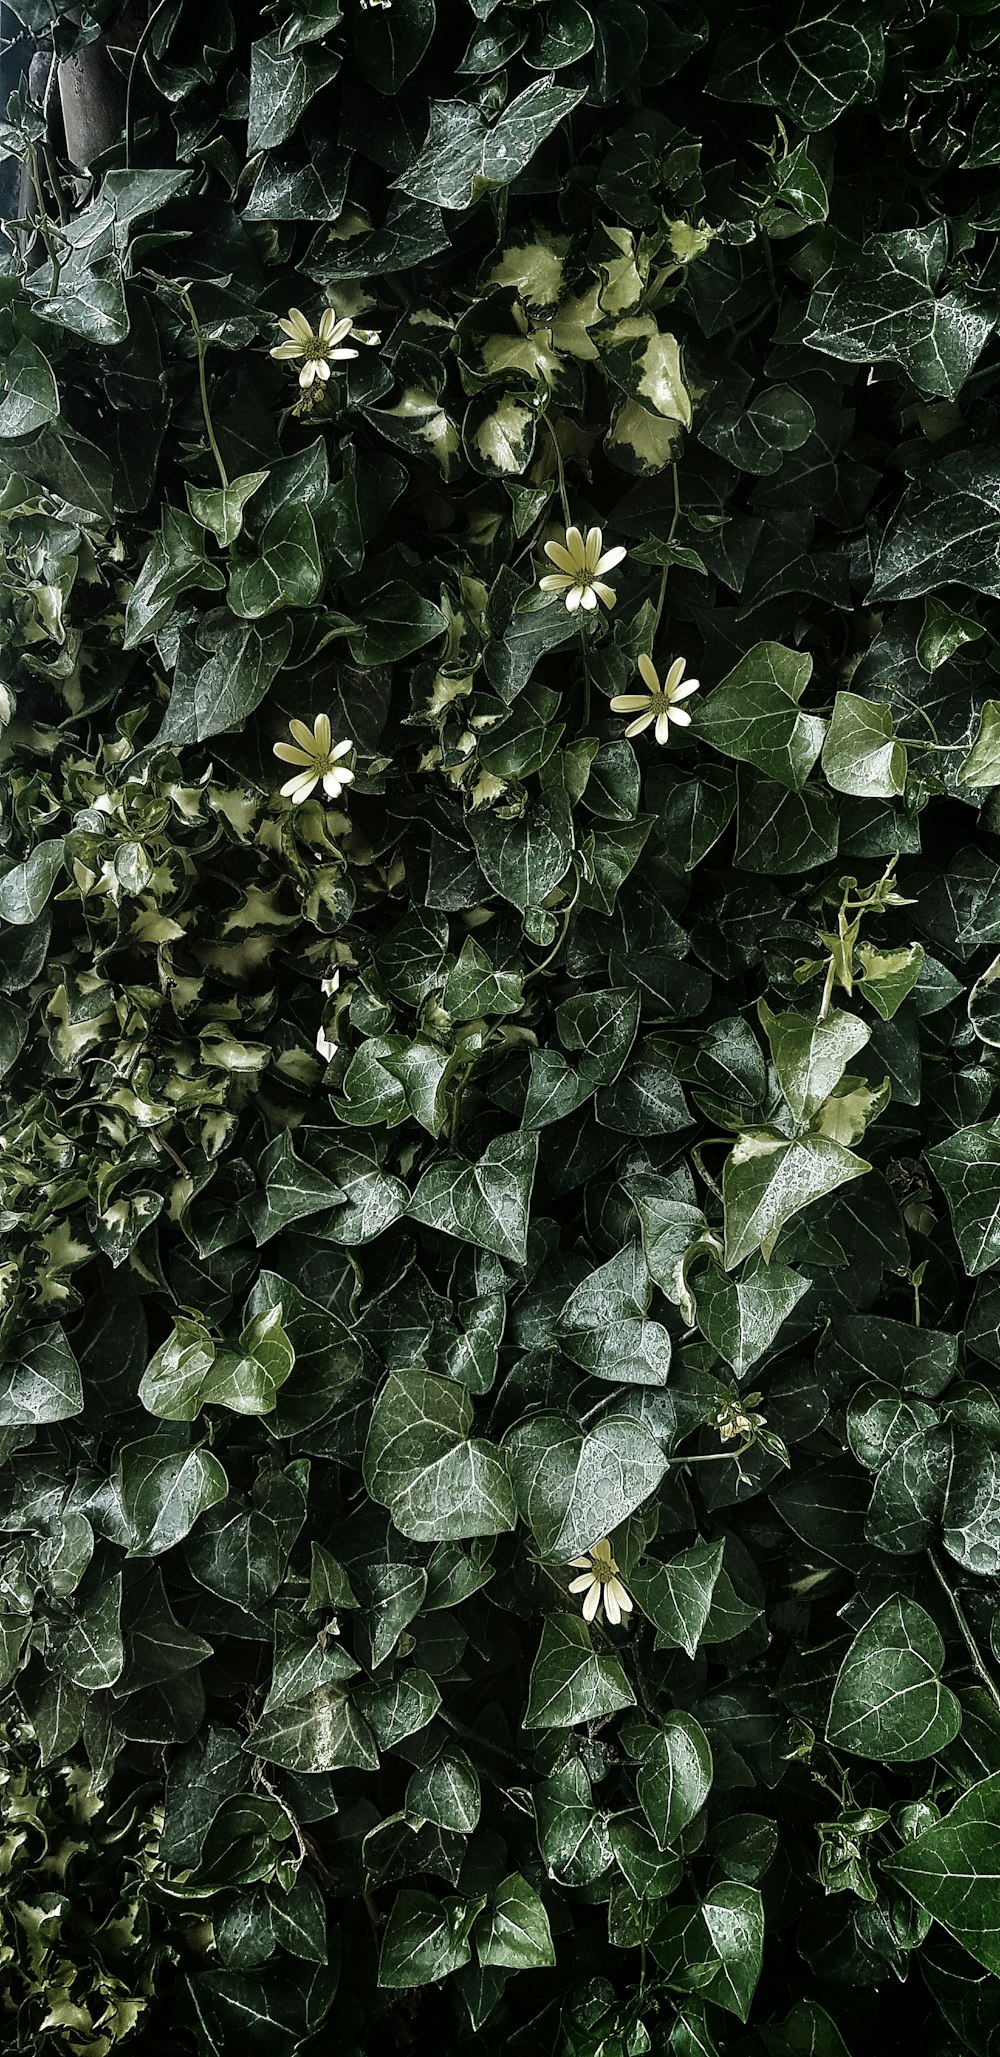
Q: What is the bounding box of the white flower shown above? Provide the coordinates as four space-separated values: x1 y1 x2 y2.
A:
611 653 700 744
270 306 378 388
539 525 626 613
567 1537 633 1627
273 714 355 804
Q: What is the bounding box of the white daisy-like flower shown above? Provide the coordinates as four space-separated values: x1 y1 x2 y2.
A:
539 525 627 613
611 653 700 744
270 306 378 389
567 1537 634 1627
273 714 355 805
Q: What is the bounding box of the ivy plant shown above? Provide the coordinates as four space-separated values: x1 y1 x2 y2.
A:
3 1 1000 2053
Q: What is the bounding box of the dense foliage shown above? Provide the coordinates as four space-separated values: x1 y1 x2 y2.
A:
5 0 1000 2050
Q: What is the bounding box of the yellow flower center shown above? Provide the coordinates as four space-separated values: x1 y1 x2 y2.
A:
592 1556 620 1584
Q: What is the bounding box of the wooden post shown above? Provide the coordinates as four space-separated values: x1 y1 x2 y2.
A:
57 2 147 173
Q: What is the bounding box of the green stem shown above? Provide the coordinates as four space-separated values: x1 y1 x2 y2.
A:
439 1706 529 1771
524 871 580 983
26 141 62 293
669 1442 756 1466
40 51 69 226
895 736 956 751
691 1141 725 1204
543 413 571 529
818 952 837 1022
889 683 941 747
761 231 777 300
579 623 591 729
125 0 172 171
648 464 681 640
177 285 229 489
447 1061 474 1148
928 1548 1000 1712
667 460 681 545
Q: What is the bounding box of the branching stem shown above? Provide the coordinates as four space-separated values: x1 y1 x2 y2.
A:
928 1548 1000 1712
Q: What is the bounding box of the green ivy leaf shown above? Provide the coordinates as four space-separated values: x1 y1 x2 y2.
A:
650 1883 764 2021
229 505 324 617
885 1773 1000 1976
695 1253 810 1375
524 1613 635 1729
758 1000 870 1124
826 1596 962 1761
248 34 341 152
0 337 60 435
117 1436 229 1557
694 641 824 791
870 450 1000 602
630 1540 725 1657
409 1129 538 1264
363 1369 516 1541
723 1130 869 1268
821 692 907 799
960 702 1000 788
0 840 65 925
806 224 992 401
0 1324 83 1425
636 1714 714 1848
474 1874 555 1970
379 1890 481 1988
927 1124 1000 1276
504 1410 669 1558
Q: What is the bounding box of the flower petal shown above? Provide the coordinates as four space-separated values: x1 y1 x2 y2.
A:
568 1574 594 1592
579 585 599 611
582 1580 601 1621
583 527 603 574
668 705 692 728
329 738 353 761
271 341 305 361
273 743 314 767
610 693 652 714
637 653 659 694
328 347 357 361
610 1579 633 1614
604 1585 622 1626
595 544 626 574
288 718 319 750
564 525 586 565
655 710 673 744
313 713 332 756
280 771 319 802
664 656 687 695
625 709 656 737
314 359 332 380
539 573 572 592
591 582 616 609
591 1540 613 1561
565 586 583 613
544 540 578 573
299 362 317 388
569 1557 593 1570
672 677 700 700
